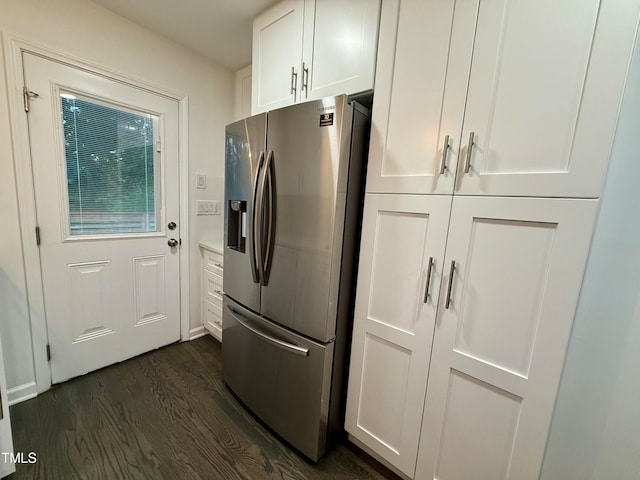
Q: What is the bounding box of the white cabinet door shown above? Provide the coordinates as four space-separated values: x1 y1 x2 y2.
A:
345 193 451 477
366 0 472 195
252 0 305 114
301 0 380 102
454 0 640 198
415 196 597 480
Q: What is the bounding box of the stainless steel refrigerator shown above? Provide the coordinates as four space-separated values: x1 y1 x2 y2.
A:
222 95 370 461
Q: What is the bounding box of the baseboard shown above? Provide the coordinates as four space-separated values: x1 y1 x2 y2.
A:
189 325 207 341
7 381 38 406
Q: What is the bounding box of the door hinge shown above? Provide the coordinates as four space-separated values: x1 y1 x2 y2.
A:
46 344 51 362
35 226 41 246
23 86 39 113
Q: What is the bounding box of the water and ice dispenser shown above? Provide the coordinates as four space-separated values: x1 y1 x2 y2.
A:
227 200 247 253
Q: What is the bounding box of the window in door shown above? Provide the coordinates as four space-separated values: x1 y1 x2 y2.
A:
60 91 160 236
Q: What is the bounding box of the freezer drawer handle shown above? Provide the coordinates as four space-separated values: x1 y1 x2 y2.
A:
227 306 310 357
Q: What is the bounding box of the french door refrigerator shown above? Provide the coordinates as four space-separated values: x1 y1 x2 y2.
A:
222 95 370 461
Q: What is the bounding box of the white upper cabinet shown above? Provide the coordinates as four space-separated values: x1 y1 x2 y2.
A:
366 0 468 195
252 0 380 114
300 0 380 102
454 0 638 197
252 0 305 114
368 0 640 198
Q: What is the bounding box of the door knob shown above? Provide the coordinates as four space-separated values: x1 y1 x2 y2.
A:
168 221 177 230
168 238 179 247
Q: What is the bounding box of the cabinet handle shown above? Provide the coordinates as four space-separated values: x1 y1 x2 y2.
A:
214 263 223 269
423 257 434 303
464 131 475 173
290 67 298 99
440 135 450 174
214 289 224 295
302 62 309 98
445 260 456 309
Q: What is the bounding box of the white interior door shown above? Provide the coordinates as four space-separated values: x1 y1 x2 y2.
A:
23 53 181 384
345 193 451 477
416 196 597 479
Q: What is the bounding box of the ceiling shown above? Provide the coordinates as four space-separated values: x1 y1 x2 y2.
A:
93 0 278 70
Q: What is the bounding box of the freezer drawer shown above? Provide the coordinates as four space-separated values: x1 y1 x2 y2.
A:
222 296 334 461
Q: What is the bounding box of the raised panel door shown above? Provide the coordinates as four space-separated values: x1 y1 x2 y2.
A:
252 0 305 114
301 0 380 102
454 0 640 197
365 0 476 195
345 193 451 477
25 53 181 384
415 196 598 479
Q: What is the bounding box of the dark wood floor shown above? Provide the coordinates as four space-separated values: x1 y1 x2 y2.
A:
8 336 398 479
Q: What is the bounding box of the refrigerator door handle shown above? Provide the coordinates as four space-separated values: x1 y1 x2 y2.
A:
263 150 275 285
250 151 265 283
227 306 310 356
258 150 274 286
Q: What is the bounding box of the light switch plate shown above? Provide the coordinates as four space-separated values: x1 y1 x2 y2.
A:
196 173 206 189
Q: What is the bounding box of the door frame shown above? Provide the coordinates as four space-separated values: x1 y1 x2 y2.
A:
3 34 191 396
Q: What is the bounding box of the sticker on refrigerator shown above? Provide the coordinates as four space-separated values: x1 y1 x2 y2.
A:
319 112 334 127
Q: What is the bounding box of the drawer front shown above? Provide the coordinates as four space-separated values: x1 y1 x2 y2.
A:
203 250 224 275
204 269 223 306
203 299 223 341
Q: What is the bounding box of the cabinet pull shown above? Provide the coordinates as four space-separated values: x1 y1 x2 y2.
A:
423 257 434 303
214 263 223 269
440 135 450 174
290 67 298 99
464 132 475 173
302 62 309 98
445 260 456 309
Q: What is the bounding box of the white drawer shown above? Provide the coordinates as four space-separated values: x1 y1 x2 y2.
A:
203 299 222 341
204 269 223 306
203 250 224 275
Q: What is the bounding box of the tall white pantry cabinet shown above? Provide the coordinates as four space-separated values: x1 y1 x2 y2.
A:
345 1 640 479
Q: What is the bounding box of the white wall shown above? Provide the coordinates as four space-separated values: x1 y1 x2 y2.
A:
541 29 640 479
0 0 233 398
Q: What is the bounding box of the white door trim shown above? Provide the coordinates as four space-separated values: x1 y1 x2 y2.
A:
3 33 191 395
